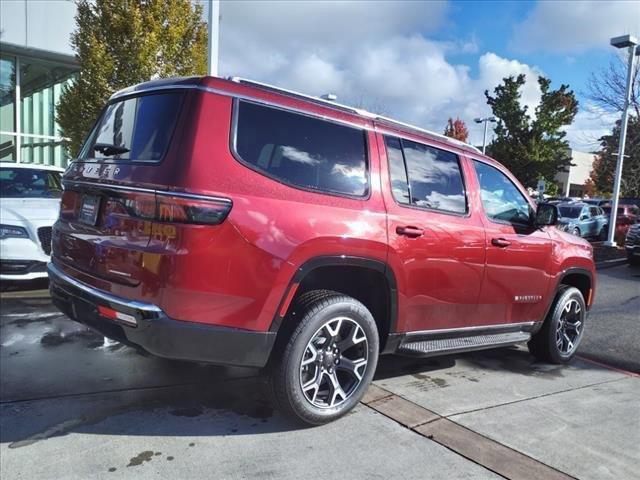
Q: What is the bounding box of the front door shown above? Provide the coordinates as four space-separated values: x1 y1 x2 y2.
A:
470 160 553 325
379 133 486 333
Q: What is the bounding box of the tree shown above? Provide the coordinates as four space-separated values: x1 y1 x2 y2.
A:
585 53 640 118
586 116 640 198
57 0 207 156
485 74 578 188
443 117 469 142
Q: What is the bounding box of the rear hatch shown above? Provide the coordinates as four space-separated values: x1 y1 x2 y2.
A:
53 88 230 287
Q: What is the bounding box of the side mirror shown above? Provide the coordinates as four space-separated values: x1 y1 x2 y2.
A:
535 203 558 227
580 215 588 221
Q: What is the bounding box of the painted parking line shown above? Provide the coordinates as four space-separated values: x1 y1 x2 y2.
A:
361 385 575 480
577 355 640 378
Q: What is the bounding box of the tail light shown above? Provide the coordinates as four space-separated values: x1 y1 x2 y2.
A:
156 193 232 225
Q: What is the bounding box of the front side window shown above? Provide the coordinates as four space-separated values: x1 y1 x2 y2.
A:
384 136 466 214
81 92 183 162
473 160 532 226
234 101 368 197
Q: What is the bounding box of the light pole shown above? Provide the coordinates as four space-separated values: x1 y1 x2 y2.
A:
207 0 220 76
604 35 638 247
474 116 497 154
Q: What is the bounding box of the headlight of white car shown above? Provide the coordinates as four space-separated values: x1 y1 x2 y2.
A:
0 224 29 240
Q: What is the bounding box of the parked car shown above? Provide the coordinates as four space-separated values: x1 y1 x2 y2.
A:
556 202 608 239
582 198 611 208
1 163 64 282
602 204 639 243
625 223 640 265
544 196 574 205
48 76 596 425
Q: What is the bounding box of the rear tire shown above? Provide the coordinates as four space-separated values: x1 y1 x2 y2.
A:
269 290 379 425
528 286 586 364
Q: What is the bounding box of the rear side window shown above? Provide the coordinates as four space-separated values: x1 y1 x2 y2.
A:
384 135 467 214
80 92 183 162
234 101 368 197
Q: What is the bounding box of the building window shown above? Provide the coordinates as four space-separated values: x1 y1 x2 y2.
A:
0 53 75 167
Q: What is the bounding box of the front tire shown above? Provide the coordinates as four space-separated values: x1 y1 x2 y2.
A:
528 286 586 363
269 290 379 425
572 227 581 237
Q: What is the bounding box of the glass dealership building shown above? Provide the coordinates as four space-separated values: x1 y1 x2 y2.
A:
0 0 78 167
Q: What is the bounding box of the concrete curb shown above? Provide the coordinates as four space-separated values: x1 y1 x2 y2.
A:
595 257 628 269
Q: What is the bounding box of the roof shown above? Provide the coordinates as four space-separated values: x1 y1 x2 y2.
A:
111 75 483 156
0 162 65 172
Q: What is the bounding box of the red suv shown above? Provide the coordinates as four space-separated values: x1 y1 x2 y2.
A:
49 76 596 424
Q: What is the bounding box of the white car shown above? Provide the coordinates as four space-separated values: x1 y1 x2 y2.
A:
1 163 64 281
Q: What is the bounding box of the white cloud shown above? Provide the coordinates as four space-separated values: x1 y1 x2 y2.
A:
563 104 618 152
512 1 640 53
217 0 614 151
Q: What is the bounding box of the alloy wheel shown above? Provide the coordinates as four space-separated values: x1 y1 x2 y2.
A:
556 298 584 355
299 316 368 409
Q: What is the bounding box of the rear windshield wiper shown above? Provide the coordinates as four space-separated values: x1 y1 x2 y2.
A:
94 143 130 156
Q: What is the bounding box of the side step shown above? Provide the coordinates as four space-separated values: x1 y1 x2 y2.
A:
396 332 532 358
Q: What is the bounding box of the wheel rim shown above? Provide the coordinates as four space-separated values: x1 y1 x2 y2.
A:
573 228 580 236
556 298 584 355
299 316 368 409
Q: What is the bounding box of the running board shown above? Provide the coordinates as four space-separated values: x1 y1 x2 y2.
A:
396 332 532 358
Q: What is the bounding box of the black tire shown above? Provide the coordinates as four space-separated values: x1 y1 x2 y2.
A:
268 290 379 425
598 226 607 240
528 286 586 363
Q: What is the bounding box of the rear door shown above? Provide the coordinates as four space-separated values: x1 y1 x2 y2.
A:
53 91 187 286
470 159 552 325
379 133 486 332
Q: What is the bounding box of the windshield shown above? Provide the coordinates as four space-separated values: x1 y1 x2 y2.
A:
0 167 62 198
558 206 583 218
80 92 184 162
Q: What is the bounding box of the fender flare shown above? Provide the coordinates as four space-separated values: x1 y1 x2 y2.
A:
269 255 398 337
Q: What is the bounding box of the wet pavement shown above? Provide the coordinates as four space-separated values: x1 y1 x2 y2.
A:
1 265 638 479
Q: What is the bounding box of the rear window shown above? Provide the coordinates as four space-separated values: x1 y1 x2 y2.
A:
80 92 183 162
233 100 368 197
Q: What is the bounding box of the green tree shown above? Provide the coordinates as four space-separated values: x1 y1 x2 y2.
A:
587 116 640 198
57 0 207 157
485 74 578 188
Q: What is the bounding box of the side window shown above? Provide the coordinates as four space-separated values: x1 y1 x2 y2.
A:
234 100 368 197
384 135 467 214
384 136 410 204
589 207 599 217
473 160 532 226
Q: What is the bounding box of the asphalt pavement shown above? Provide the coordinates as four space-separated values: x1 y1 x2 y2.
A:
579 263 640 372
0 264 638 479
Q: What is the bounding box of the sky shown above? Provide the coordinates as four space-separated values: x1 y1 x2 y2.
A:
209 0 640 151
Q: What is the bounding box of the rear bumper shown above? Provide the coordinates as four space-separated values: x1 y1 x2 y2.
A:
47 263 275 368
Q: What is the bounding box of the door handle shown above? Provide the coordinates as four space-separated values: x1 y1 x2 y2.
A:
396 225 424 238
491 237 511 248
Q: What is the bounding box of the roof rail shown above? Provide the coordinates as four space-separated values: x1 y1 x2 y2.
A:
228 76 374 118
228 76 482 154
